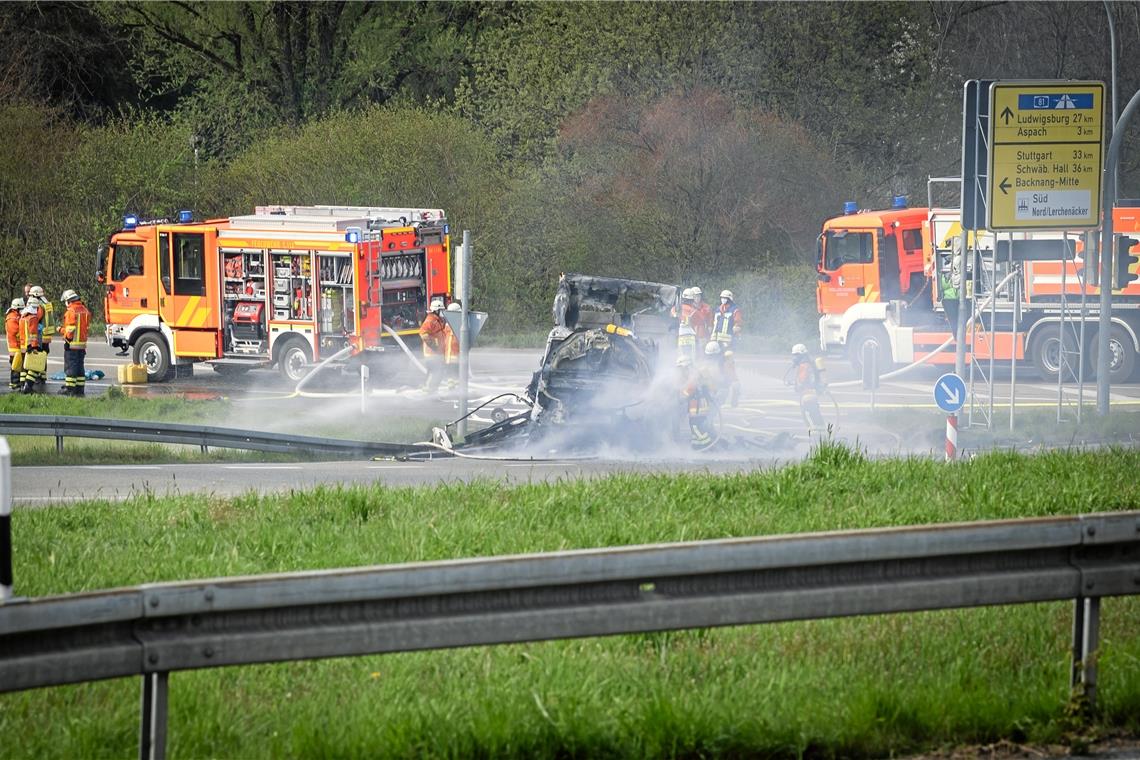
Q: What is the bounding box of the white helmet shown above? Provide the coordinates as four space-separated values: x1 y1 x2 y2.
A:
691 286 703 298
61 289 79 303
28 285 44 299
9 298 23 310
429 297 445 313
719 289 734 301
680 287 694 301
446 302 461 312
792 343 808 355
704 341 721 356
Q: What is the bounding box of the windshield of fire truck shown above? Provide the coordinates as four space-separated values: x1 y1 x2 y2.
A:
111 245 144 281
822 231 873 271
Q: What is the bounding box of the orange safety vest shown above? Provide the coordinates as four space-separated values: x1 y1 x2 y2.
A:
5 309 20 354
444 323 460 364
19 310 41 350
419 312 447 356
693 303 713 343
61 300 91 348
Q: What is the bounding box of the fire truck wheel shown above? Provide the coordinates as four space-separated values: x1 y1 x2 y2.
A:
847 325 891 375
1089 325 1137 384
133 334 172 382
1028 328 1077 382
278 338 312 382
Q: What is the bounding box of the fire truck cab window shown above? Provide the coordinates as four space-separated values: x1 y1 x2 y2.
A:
173 232 207 295
111 245 144 281
823 231 873 270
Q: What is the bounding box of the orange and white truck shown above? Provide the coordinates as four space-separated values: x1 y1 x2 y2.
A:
816 199 1140 382
99 205 451 381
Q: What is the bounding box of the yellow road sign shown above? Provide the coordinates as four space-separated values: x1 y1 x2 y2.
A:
986 81 1104 230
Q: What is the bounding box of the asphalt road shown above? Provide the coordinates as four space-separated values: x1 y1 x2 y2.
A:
6 340 1140 506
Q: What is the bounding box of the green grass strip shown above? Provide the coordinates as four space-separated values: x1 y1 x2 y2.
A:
2 443 1139 758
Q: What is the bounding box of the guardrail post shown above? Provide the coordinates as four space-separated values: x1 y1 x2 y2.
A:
55 433 63 455
139 671 169 760
1070 596 1101 713
0 438 11 602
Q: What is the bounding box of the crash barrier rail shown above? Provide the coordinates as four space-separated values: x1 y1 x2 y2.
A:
1 511 1138 760
0 414 426 458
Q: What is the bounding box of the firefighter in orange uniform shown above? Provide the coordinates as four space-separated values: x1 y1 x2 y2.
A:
18 300 45 393
6 298 23 390
711 289 743 406
59 289 91 396
443 302 462 389
418 297 448 393
689 286 713 345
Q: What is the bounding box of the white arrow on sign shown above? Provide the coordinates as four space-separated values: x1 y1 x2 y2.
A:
939 381 961 407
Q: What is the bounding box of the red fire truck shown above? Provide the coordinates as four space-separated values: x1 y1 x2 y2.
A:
816 199 1140 382
99 205 451 381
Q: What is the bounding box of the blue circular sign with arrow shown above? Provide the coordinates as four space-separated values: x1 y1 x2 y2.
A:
934 372 966 414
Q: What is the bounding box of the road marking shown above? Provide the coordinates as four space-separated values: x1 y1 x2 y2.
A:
367 465 423 470
504 462 577 467
223 465 303 470
83 465 163 470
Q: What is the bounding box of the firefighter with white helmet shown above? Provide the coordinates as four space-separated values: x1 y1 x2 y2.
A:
418 297 448 393
18 297 45 393
5 298 23 390
59 289 91 396
25 284 54 357
689 286 712 344
677 344 717 450
711 289 743 406
786 342 828 431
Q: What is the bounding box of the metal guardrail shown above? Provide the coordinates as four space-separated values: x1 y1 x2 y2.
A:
1 511 1138 759
0 414 428 458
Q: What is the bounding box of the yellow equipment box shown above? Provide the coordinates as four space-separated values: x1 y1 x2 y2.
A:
117 363 148 384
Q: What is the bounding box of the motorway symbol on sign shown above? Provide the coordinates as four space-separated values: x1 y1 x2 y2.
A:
934 372 966 414
986 80 1104 231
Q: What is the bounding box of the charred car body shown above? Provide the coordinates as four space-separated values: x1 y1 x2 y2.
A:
465 274 682 452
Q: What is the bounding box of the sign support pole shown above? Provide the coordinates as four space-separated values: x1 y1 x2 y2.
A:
457 231 472 441
1097 89 1140 415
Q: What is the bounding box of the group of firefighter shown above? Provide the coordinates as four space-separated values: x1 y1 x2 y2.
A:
675 286 828 448
417 296 463 394
5 284 91 396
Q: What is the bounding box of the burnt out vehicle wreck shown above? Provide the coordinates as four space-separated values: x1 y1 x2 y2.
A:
460 273 684 453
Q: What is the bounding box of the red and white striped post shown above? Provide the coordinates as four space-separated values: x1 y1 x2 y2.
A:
945 414 958 461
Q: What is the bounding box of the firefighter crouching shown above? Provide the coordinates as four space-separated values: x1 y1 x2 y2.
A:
6 298 23 390
444 302 461 389
59 289 91 396
787 343 828 432
18 300 46 393
418 297 448 394
711 289 743 406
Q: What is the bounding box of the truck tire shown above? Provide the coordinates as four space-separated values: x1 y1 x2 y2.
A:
847 325 892 375
277 338 312 382
1089 325 1137 384
1028 327 1077 382
133 334 172 382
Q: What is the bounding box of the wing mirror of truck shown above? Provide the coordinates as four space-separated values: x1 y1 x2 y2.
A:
96 270 105 284
161 275 171 293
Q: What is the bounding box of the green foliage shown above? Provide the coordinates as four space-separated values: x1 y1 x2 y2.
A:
2 446 1139 757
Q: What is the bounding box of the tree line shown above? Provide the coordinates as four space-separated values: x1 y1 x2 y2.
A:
1 1 1136 340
